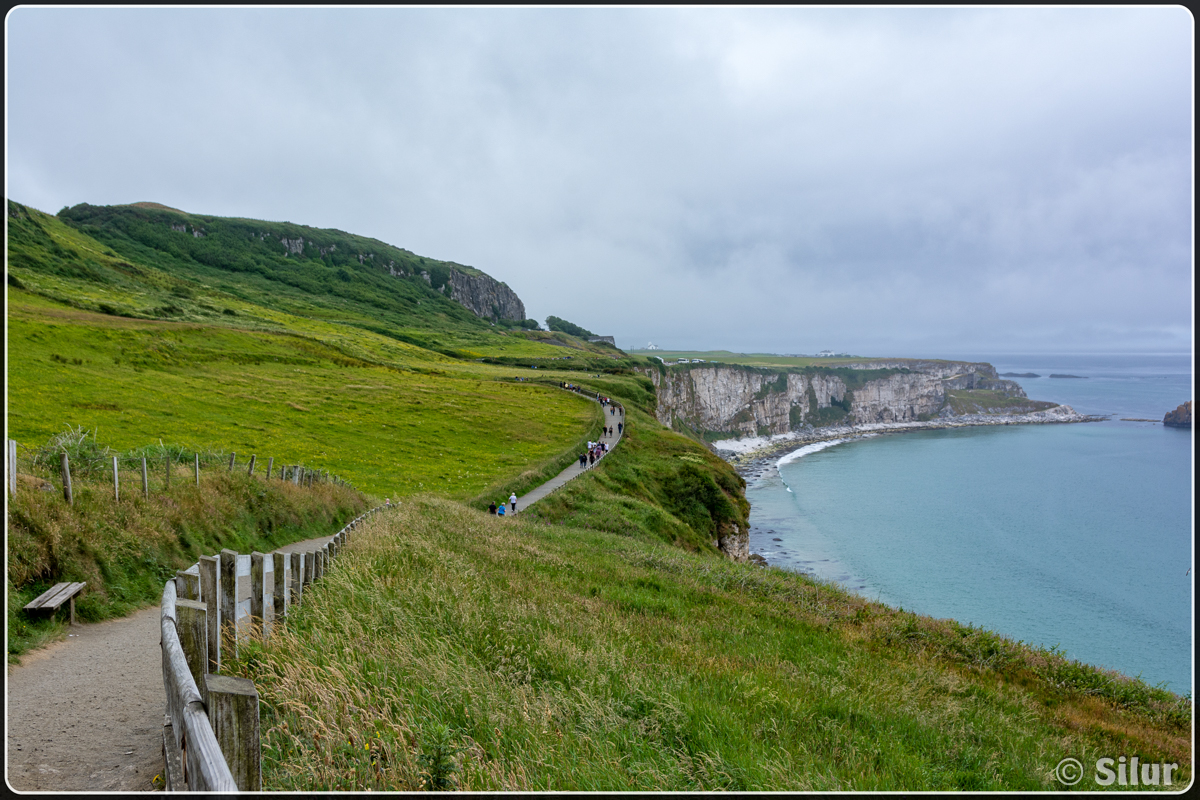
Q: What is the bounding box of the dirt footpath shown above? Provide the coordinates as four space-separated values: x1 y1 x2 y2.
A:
5 534 340 793
6 605 163 792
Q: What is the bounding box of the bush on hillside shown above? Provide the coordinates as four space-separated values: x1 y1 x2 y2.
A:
545 315 593 338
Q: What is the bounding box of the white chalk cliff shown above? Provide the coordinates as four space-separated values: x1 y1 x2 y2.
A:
644 360 1043 437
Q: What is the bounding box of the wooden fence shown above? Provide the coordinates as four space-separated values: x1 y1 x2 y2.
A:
160 504 388 791
6 438 356 502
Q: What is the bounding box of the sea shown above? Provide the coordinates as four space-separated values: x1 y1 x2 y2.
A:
743 353 1193 694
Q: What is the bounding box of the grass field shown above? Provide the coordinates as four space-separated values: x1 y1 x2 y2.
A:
7 291 603 500
640 351 890 368
228 499 1191 791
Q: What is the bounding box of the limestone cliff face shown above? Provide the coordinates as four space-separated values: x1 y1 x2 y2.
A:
445 269 526 322
645 360 1031 436
715 523 749 562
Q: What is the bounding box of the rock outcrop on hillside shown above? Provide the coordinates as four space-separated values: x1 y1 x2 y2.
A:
645 360 1039 437
445 268 526 322
1163 401 1192 428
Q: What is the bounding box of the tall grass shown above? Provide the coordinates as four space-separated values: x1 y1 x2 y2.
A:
227 498 1190 791
6 438 368 662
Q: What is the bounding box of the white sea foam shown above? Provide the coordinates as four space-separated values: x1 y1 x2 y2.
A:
776 439 846 469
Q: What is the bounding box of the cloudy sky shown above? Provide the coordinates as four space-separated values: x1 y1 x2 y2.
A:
5 7 1193 356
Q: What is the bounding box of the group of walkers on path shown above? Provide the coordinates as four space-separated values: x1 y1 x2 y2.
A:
488 492 518 517
578 395 623 470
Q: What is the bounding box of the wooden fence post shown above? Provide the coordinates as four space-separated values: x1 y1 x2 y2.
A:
250 553 265 635
177 598 208 705
204 674 261 791
199 555 220 672
266 457 274 481
176 569 200 601
247 455 256 476
61 452 73 505
273 552 289 622
305 549 316 585
112 456 119 501
228 453 236 472
141 457 148 499
291 552 304 605
219 550 238 662
195 453 200 487
10 439 19 496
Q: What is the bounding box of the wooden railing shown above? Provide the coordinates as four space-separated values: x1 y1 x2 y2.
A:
159 504 388 791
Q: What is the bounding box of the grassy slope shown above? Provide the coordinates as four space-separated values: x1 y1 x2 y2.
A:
230 499 1191 791
5 200 746 648
7 471 367 661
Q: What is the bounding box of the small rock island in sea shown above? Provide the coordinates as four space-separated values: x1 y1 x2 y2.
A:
1163 401 1191 428
999 372 1040 378
1049 374 1086 379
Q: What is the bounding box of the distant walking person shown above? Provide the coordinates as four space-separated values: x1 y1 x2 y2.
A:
488 500 497 514
498 503 506 517
618 422 623 435
509 492 517 513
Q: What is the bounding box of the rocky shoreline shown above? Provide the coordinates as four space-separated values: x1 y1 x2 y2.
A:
712 404 1106 473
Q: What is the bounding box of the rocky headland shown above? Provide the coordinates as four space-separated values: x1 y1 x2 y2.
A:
643 359 1089 436
1163 401 1192 428
639 358 1105 475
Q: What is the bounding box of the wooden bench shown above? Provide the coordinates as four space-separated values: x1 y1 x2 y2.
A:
24 581 87 625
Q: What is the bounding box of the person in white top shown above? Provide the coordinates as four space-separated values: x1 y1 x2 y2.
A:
509 493 517 513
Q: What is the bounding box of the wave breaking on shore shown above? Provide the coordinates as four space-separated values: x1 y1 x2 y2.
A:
712 404 1104 470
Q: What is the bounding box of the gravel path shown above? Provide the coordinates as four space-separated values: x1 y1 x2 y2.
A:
6 605 164 792
5 537 341 793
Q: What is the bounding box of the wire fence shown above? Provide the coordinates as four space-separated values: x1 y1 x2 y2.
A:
6 427 356 501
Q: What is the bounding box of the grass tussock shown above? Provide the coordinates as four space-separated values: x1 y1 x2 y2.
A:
227 498 1190 792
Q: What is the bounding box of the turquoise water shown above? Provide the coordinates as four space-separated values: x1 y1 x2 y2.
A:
746 354 1192 693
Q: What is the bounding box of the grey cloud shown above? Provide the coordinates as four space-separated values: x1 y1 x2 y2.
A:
5 7 1191 355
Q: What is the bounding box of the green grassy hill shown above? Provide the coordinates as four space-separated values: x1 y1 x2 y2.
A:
6 198 748 644
5 200 662 498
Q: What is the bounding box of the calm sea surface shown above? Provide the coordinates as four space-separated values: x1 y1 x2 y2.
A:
746 354 1193 692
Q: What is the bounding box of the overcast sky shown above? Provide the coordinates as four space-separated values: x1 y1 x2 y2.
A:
5 7 1193 356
